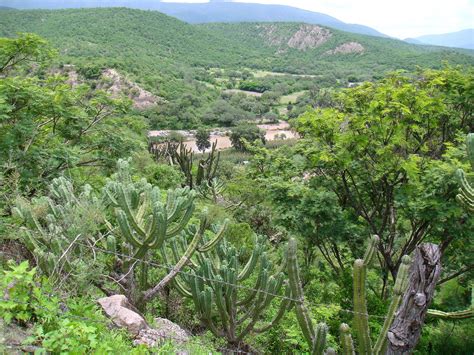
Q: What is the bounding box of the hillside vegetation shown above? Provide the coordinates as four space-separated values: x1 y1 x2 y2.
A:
0 10 473 354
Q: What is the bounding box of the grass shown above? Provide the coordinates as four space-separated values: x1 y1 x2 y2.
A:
279 90 307 105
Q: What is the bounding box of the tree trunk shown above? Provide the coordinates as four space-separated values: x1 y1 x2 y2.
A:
386 243 442 354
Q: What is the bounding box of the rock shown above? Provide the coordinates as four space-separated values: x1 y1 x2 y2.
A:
133 318 190 348
97 295 148 336
325 42 365 55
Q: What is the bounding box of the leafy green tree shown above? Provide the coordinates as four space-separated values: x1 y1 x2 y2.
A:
0 34 145 197
294 67 473 289
230 124 266 151
195 128 211 152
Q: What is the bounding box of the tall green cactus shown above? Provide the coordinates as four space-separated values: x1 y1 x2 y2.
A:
175 235 292 345
14 177 102 279
456 133 474 212
343 235 411 355
287 238 328 355
103 159 228 307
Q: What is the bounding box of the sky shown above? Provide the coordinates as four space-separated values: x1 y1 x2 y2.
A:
162 0 474 38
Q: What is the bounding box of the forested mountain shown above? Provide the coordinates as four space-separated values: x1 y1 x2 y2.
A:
407 29 474 50
0 7 472 99
0 0 388 37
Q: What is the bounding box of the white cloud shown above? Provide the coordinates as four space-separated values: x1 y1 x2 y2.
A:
167 0 474 38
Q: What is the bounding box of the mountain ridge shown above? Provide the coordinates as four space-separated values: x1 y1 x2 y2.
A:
406 29 474 50
0 0 388 37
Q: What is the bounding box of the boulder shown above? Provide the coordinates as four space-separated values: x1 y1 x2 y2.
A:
133 317 190 348
97 295 148 336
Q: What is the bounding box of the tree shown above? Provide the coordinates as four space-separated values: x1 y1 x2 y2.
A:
230 124 266 151
0 34 145 196
195 128 211 152
293 67 473 292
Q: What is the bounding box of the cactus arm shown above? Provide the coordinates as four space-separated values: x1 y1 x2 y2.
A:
143 222 205 301
340 323 355 355
238 241 262 281
253 285 294 333
116 210 142 248
311 323 328 355
287 238 316 346
173 276 193 297
116 186 148 239
363 235 379 266
467 133 474 169
198 219 229 253
165 203 195 238
373 255 411 354
426 309 474 320
353 259 372 355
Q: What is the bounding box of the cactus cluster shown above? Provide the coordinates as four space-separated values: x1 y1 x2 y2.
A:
456 133 474 212
103 159 229 307
14 177 102 278
175 235 292 344
287 236 412 355
150 140 220 189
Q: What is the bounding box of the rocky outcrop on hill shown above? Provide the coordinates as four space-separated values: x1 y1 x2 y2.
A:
287 24 332 50
98 69 164 110
325 42 365 55
259 24 332 51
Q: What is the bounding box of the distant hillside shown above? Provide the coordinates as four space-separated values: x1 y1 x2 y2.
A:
0 0 388 37
202 22 474 74
408 29 474 50
0 8 472 99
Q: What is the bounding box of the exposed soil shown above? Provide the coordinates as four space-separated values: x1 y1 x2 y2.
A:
149 121 299 153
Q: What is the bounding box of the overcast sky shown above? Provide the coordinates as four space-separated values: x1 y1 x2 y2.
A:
162 0 474 38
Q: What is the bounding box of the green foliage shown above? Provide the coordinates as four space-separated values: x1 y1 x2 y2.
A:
0 261 138 353
0 34 146 196
230 124 266 151
0 261 36 324
13 177 103 281
195 128 211 152
293 67 474 280
0 32 54 74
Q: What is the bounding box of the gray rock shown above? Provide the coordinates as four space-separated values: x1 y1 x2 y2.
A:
133 317 190 348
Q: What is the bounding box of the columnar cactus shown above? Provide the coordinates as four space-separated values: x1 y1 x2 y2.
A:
103 159 228 307
287 238 328 355
150 140 220 189
456 133 474 212
352 235 379 355
174 236 292 345
343 236 411 355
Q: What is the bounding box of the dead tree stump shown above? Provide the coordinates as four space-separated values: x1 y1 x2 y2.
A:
386 243 442 354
